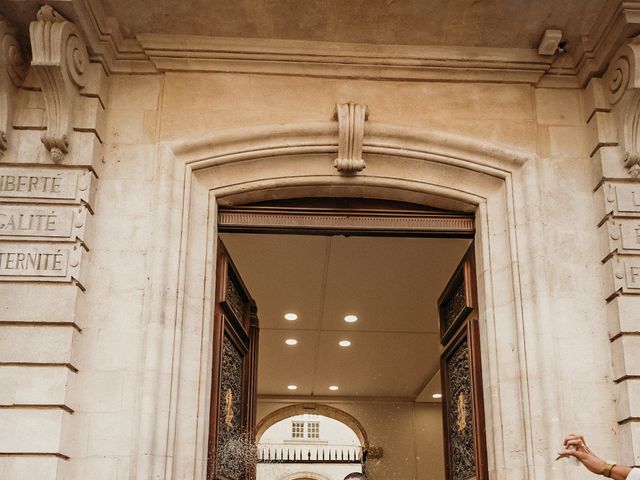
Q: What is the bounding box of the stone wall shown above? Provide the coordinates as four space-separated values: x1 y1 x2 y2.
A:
0 4 637 480
583 41 640 465
0 9 105 479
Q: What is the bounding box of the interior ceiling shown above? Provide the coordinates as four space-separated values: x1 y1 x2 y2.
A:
221 233 471 400
102 0 607 49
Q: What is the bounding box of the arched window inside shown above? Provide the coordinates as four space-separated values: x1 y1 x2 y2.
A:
256 412 364 480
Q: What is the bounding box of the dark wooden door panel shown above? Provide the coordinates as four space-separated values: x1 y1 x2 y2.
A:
439 245 488 480
208 240 259 480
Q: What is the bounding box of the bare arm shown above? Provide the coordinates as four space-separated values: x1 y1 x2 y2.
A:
559 434 632 479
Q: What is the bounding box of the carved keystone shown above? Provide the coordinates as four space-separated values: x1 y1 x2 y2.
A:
29 5 89 163
0 16 26 156
334 102 368 174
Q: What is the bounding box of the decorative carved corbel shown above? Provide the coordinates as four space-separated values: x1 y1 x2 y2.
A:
605 39 640 176
29 5 89 163
624 130 640 177
334 102 368 174
0 16 26 156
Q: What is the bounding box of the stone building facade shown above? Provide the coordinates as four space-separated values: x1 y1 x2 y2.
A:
1 1 640 479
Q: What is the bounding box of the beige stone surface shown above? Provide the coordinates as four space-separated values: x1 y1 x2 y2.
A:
535 88 582 126
101 0 605 49
611 335 640 381
0 284 81 324
618 421 640 465
2 2 640 479
0 366 71 406
617 378 640 420
607 295 640 336
0 456 64 480
160 73 537 151
0 325 77 366
0 409 68 452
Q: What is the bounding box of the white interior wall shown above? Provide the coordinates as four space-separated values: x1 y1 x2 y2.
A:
257 401 445 480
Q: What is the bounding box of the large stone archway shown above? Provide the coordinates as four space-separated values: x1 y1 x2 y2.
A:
255 403 369 450
131 121 564 479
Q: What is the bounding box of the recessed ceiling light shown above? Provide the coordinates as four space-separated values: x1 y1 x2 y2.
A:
284 313 298 321
432 393 443 399
285 338 298 346
329 385 339 391
287 385 298 390
339 340 351 347
344 315 358 323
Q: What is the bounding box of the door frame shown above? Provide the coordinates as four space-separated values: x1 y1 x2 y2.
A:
217 198 475 237
219 203 484 479
136 122 554 480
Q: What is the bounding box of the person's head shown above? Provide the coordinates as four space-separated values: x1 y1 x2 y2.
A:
344 474 366 480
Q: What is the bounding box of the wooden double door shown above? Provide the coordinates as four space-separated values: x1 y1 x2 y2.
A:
206 200 487 480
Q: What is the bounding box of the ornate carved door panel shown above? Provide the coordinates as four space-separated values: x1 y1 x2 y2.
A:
208 240 260 480
438 245 488 480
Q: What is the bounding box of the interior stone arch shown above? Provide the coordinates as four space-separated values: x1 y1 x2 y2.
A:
255 403 370 451
280 473 331 480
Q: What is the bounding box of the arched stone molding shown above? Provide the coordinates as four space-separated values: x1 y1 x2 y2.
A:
280 473 331 480
255 403 369 450
171 122 534 172
131 121 567 480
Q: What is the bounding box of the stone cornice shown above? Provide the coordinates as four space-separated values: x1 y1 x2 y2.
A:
136 33 557 85
70 0 155 73
572 0 640 85
33 0 640 86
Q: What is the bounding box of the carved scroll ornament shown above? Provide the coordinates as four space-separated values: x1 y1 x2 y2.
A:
29 5 89 163
0 16 26 156
624 113 640 177
334 102 368 174
605 39 640 177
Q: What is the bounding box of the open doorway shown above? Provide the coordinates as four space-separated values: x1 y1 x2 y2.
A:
209 198 487 480
256 411 363 479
